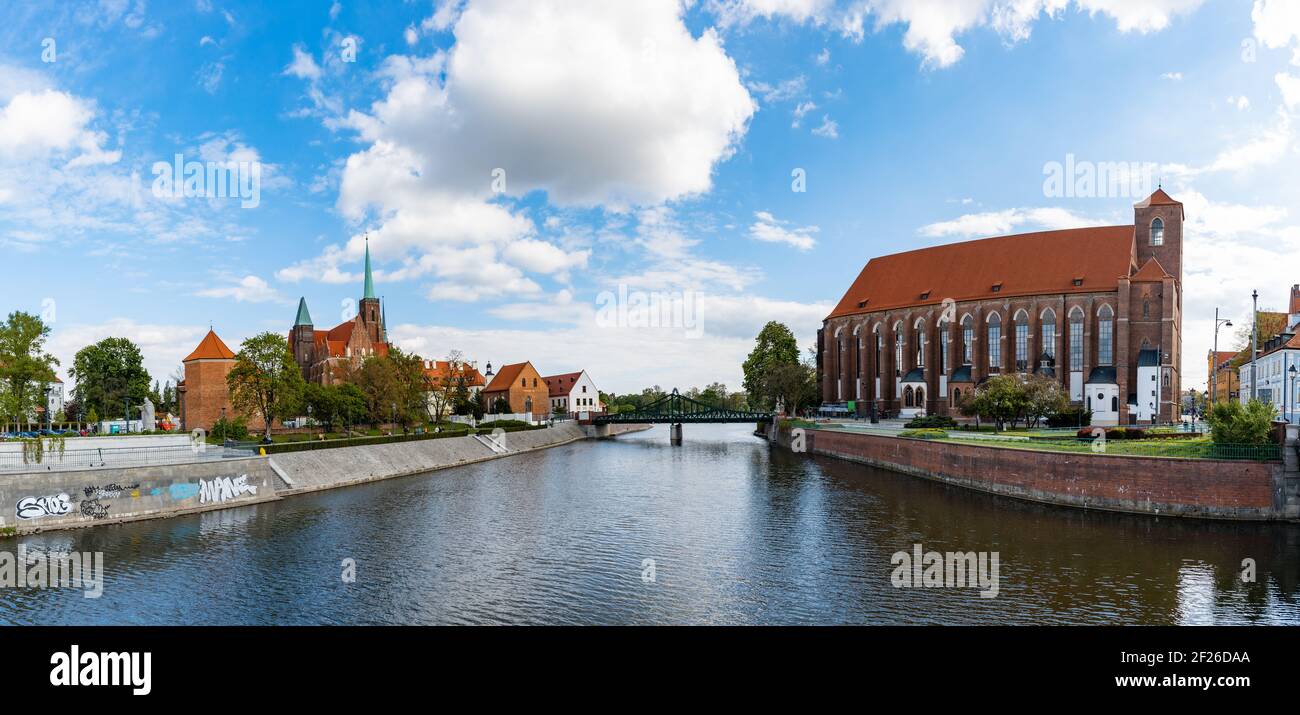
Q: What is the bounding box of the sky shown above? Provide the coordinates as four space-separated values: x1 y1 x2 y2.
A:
2 0 1299 394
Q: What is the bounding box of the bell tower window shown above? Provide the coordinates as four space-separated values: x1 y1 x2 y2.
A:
1150 217 1164 246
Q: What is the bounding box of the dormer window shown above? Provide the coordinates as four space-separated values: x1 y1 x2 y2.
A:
1072 277 1084 286
857 299 868 308
919 290 931 300
1150 218 1164 246
990 282 1002 293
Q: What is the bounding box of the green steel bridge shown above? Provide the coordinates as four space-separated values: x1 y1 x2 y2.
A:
592 389 773 442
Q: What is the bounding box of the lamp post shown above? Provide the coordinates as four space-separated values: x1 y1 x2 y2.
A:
124 398 130 434
1212 309 1232 406
1289 364 1298 425
1250 290 1259 402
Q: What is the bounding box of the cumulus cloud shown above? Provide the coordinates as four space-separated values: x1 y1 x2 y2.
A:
748 211 818 250
919 206 1110 238
48 319 210 390
285 0 757 304
195 275 289 304
283 45 322 80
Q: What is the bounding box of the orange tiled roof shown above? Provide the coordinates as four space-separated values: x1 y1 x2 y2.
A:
423 360 485 387
1134 188 1181 207
183 329 236 361
542 371 582 397
483 362 529 393
826 225 1136 320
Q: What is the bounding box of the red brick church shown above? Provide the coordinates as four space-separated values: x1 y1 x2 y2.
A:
818 188 1184 425
289 238 392 385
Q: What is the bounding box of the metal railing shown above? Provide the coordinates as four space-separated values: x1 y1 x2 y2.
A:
0 443 256 473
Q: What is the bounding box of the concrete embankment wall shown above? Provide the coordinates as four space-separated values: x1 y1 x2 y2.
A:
0 456 279 535
770 427 1291 521
269 422 592 494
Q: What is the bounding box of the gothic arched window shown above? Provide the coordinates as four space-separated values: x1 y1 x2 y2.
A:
987 313 1002 370
1150 217 1164 246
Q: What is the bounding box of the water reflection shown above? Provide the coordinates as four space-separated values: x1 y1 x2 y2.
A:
1 423 1297 624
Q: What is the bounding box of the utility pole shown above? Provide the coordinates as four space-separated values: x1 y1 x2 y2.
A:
1250 290 1259 402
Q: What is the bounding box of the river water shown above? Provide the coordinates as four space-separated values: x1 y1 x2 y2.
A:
2 423 1298 625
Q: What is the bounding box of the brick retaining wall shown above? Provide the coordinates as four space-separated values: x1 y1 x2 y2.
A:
780 428 1286 521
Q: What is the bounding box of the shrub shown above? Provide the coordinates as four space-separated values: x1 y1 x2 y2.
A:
1205 399 1276 445
900 428 948 439
211 415 249 442
904 415 956 429
1047 407 1092 428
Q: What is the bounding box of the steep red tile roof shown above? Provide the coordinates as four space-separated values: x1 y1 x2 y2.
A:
423 360 485 387
483 362 529 393
826 226 1136 320
1134 188 1181 207
183 329 236 361
543 371 582 397
1130 256 1171 282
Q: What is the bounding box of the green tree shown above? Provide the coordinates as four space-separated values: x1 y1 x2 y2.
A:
0 311 60 429
1205 399 1276 445
1022 374 1068 428
963 374 1028 431
68 336 150 425
742 321 801 410
760 359 817 416
226 332 305 441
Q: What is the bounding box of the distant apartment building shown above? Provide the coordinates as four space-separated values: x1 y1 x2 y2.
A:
1238 284 1300 422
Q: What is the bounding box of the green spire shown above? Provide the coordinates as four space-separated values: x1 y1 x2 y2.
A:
294 297 313 326
362 235 377 300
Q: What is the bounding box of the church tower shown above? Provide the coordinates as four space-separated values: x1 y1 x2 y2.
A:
291 297 315 374
1131 188 1184 423
359 237 384 345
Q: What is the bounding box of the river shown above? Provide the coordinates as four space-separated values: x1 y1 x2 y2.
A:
2 423 1298 625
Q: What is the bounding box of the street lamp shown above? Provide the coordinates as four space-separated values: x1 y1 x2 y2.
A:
1212 308 1232 406
1250 290 1259 402
124 398 130 434
1289 364 1298 425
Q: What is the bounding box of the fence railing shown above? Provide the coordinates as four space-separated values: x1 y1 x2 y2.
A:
0 444 256 473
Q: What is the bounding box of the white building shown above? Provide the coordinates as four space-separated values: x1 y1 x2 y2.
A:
543 371 602 417
1237 284 1300 424
1239 332 1299 423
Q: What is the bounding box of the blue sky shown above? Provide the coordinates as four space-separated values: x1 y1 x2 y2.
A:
2 0 1299 393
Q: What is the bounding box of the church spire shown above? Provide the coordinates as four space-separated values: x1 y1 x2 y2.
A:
362 234 377 301
294 296 313 327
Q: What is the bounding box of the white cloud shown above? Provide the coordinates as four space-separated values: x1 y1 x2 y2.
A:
816 47 831 64
919 206 1109 238
1161 71 1183 81
1252 0 1300 59
791 100 817 127
713 1 1203 68
195 275 288 304
811 114 839 138
749 75 807 103
0 90 116 163
1276 72 1300 108
287 0 757 303
283 45 322 80
749 211 818 250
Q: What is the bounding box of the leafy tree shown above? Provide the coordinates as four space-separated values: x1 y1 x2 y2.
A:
68 336 150 424
742 321 801 409
0 311 60 429
491 396 511 414
1231 310 1288 361
1022 374 1068 428
962 374 1028 431
226 332 305 441
759 359 818 416
1205 399 1276 445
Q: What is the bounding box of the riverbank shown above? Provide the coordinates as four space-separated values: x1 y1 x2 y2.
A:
766 423 1300 522
1 422 650 535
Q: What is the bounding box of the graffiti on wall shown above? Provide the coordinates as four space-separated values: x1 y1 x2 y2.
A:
198 475 258 504
82 483 139 500
15 493 73 520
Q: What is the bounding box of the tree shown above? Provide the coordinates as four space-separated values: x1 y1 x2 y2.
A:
963 374 1028 431
0 311 59 429
226 332 305 441
1022 374 1068 428
760 358 817 417
68 336 150 425
742 321 801 410
1206 399 1276 445
1231 310 1288 365
427 351 467 425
